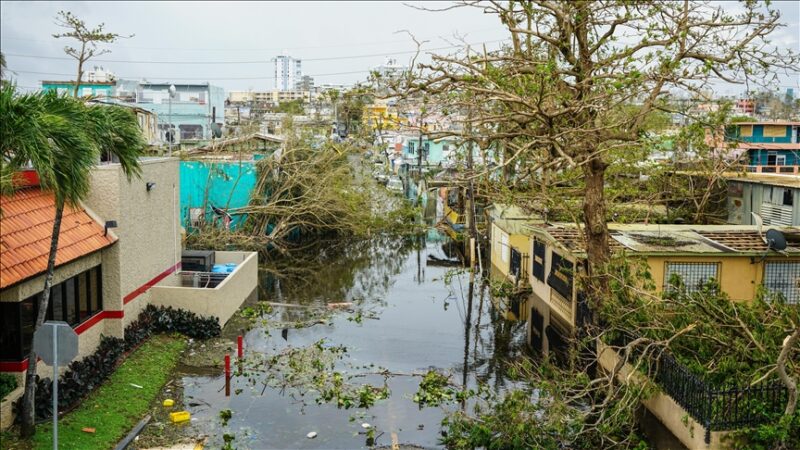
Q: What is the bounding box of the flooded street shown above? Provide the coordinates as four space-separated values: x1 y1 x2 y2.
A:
153 231 528 449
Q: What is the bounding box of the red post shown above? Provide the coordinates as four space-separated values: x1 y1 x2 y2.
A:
224 353 231 397
237 335 243 358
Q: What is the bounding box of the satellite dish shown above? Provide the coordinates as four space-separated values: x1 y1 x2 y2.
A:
751 212 765 242
211 123 222 138
765 229 788 252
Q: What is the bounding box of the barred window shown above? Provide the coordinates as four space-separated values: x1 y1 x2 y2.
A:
764 261 800 305
664 262 719 293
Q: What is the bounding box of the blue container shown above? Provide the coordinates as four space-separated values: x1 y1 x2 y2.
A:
211 264 227 273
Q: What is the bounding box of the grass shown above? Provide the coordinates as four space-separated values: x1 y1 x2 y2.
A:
23 335 187 450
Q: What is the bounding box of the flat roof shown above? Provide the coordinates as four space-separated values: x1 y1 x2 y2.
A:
731 121 800 126
524 223 800 256
724 172 800 189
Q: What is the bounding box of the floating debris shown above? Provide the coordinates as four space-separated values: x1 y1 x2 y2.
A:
306 431 318 439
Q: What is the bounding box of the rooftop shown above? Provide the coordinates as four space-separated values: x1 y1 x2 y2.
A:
525 223 800 256
730 121 800 126
0 188 116 289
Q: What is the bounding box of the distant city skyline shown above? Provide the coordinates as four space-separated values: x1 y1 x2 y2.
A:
1 1 797 95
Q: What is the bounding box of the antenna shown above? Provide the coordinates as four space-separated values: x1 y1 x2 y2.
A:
751 212 765 243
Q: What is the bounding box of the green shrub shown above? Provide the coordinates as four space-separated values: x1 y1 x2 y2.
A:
0 373 18 399
28 305 220 420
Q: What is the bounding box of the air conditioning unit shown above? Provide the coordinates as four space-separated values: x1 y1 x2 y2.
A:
181 250 215 272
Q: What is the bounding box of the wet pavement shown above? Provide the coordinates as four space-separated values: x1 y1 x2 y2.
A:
143 231 528 450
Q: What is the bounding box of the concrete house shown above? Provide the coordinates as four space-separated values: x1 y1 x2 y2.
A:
135 82 226 142
517 223 800 356
1 158 257 428
724 121 800 174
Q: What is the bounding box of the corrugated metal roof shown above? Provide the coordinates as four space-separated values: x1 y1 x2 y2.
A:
0 188 116 289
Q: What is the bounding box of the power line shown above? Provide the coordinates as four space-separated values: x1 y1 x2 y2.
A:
8 68 373 82
0 27 503 52
2 40 506 65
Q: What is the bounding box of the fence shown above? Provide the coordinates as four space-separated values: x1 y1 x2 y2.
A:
613 333 789 443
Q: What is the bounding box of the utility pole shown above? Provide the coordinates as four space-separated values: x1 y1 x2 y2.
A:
416 111 424 181
466 104 477 268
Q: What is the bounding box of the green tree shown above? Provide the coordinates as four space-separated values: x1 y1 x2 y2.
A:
406 0 798 309
52 11 131 97
0 85 145 437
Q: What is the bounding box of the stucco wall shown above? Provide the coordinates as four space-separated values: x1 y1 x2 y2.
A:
597 341 728 450
85 158 181 329
150 251 258 326
645 255 789 302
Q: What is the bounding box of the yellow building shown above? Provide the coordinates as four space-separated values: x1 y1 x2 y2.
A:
365 102 407 131
486 204 543 321
520 223 800 355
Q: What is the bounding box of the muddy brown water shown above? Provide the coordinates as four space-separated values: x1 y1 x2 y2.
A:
138 231 529 449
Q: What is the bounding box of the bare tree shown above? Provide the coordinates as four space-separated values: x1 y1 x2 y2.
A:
401 0 798 309
52 11 131 97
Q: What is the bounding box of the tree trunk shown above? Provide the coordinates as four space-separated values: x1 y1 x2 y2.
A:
582 157 610 310
73 43 86 97
20 201 64 438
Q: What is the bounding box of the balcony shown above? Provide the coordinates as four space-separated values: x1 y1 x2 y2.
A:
150 251 258 326
745 165 799 174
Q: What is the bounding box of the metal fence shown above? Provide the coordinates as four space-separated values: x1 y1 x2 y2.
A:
610 332 788 443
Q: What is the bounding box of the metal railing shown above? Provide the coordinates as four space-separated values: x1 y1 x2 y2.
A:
612 333 789 442
744 164 799 174
178 271 229 288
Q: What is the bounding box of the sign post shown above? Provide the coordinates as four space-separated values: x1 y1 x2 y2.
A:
33 321 79 450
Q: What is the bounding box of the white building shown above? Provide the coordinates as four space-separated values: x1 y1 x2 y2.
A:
86 66 116 83
373 57 408 79
273 54 302 91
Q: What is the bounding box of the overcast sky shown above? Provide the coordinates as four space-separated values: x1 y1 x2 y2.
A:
1 1 798 95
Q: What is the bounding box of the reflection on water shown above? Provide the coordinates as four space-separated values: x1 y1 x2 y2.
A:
176 230 529 449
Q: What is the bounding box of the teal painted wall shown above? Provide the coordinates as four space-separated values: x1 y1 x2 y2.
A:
180 160 258 229
42 82 114 97
726 124 796 144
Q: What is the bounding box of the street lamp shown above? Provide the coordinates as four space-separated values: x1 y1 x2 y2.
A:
168 84 176 156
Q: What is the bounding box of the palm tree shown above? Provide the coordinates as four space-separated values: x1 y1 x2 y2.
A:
1 84 145 436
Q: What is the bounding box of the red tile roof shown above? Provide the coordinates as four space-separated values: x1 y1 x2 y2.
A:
0 188 116 289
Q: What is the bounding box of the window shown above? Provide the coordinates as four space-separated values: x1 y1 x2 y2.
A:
764 261 800 304
510 248 522 278
776 154 787 166
179 124 203 140
664 262 719 293
763 125 788 138
532 239 546 282
767 152 778 166
408 141 415 155
547 252 574 300
0 266 104 362
784 189 795 207
739 125 753 137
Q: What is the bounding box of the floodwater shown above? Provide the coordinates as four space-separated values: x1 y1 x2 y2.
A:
167 231 528 450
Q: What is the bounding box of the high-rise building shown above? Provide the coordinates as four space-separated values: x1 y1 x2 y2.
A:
272 54 302 91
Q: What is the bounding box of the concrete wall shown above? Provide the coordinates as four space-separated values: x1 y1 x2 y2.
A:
85 158 181 330
597 341 729 450
150 251 258 326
